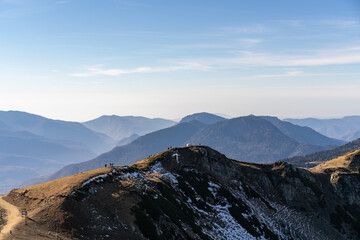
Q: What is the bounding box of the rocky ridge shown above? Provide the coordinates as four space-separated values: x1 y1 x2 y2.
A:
4 146 360 239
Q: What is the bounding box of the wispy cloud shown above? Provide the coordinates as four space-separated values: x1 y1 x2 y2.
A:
251 70 306 79
71 62 210 77
56 1 69 4
72 46 360 78
317 20 359 27
274 19 359 28
220 24 270 35
201 46 360 67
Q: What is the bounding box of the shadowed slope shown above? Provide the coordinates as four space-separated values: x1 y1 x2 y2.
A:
4 146 360 239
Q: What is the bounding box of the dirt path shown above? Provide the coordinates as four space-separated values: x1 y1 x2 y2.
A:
0 195 22 240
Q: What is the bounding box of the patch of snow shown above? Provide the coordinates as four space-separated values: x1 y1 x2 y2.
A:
80 174 108 188
150 162 163 173
126 171 148 184
208 203 257 240
190 201 256 240
208 181 221 197
162 173 179 185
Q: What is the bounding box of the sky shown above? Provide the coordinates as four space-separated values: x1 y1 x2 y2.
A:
0 0 360 121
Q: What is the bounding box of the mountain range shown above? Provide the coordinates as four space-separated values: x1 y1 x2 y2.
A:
3 146 360 239
285 116 360 141
0 111 350 194
0 111 180 194
38 114 343 184
284 138 360 168
0 111 118 193
83 115 176 141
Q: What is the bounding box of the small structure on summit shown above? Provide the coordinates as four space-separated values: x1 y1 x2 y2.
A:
172 153 180 163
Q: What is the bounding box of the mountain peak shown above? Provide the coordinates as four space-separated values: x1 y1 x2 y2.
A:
130 145 230 174
180 112 226 125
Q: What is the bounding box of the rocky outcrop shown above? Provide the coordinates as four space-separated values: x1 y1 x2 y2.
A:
5 146 360 240
331 172 360 206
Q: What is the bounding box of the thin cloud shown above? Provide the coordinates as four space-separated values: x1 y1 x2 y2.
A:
202 47 360 67
71 63 210 77
274 19 359 28
252 71 305 79
220 24 270 34
317 20 359 27
56 1 69 4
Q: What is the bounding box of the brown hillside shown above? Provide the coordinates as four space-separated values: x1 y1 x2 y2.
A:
2 146 360 239
311 149 360 173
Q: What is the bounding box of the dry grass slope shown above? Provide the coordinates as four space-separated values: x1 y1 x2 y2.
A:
311 149 360 173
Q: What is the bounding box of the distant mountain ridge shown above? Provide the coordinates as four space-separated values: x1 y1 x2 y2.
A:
0 110 116 194
284 138 360 168
285 116 360 141
39 114 341 183
83 115 176 140
179 112 226 125
47 121 202 181
0 111 114 153
117 133 140 146
262 116 345 146
187 115 333 162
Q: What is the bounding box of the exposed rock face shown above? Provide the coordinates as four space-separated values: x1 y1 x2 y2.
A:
331 172 360 206
312 149 360 206
5 146 360 239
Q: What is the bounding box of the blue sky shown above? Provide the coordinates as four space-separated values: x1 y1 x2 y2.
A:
1 0 359 121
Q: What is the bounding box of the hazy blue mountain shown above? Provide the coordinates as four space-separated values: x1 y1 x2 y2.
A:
342 130 360 142
285 116 360 141
0 130 93 161
0 166 40 194
179 112 226 125
83 115 176 140
0 129 97 193
0 119 15 131
0 110 117 194
116 134 139 146
261 116 345 146
39 116 335 183
0 111 115 154
187 115 329 163
284 138 360 168
46 121 203 180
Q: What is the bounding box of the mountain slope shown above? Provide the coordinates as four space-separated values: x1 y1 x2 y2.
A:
284 138 360 168
0 130 93 162
262 116 345 146
0 129 96 194
0 110 116 194
309 149 360 210
4 146 360 239
0 111 114 154
117 134 140 146
42 115 333 183
188 115 328 163
311 148 360 173
285 116 360 141
179 112 226 125
83 115 175 140
46 121 203 181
